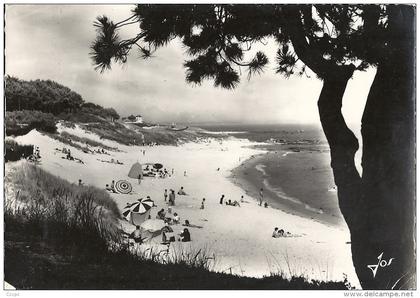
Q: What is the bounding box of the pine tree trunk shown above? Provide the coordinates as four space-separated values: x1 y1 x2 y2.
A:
317 6 415 289
317 67 363 229
355 5 416 289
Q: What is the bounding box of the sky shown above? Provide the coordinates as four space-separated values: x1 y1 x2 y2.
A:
5 4 376 125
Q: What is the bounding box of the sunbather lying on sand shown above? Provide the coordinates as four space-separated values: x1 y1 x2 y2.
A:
97 158 123 165
272 228 299 238
225 199 240 207
177 187 187 195
182 220 203 229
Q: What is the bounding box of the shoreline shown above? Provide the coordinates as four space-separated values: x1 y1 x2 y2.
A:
228 146 345 227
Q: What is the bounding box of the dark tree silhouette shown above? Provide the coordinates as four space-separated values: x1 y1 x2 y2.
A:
5 76 121 122
90 4 415 289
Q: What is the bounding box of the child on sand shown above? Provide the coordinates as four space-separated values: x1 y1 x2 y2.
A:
157 209 166 220
200 198 205 209
173 213 180 224
164 189 168 201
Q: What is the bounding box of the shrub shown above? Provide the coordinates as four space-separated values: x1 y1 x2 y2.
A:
5 110 57 136
5 139 34 162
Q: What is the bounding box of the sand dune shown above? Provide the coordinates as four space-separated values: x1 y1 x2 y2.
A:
13 126 360 287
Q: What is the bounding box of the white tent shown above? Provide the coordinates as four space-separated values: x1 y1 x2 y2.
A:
128 162 143 179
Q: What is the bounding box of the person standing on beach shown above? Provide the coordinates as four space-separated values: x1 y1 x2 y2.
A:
184 170 187 177
200 198 205 209
169 190 176 206
164 189 168 202
259 188 264 206
219 194 225 205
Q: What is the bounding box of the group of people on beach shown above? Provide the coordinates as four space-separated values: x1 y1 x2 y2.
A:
219 194 241 207
27 146 41 162
163 189 177 205
94 148 108 155
97 158 123 165
272 227 292 238
105 180 117 193
162 186 189 206
161 226 191 244
58 147 84 164
157 207 180 225
143 165 171 179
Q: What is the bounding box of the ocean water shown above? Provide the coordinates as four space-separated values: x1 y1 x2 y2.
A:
199 123 348 225
198 123 327 144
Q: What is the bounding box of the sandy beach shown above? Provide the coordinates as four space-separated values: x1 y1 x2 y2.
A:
12 125 360 287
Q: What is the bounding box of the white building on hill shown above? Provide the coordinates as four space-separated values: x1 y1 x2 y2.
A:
135 115 143 123
123 114 144 123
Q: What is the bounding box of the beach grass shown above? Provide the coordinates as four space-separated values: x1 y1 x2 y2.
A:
47 131 120 152
82 121 219 146
4 162 350 290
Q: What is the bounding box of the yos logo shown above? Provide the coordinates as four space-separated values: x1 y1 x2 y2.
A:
367 252 394 278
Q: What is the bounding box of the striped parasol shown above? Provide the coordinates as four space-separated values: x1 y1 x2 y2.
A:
115 180 133 194
122 198 154 225
129 198 154 214
122 203 133 221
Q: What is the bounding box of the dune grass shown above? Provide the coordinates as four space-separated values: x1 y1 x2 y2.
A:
5 163 121 253
82 121 145 145
46 131 119 153
4 163 349 290
83 121 218 146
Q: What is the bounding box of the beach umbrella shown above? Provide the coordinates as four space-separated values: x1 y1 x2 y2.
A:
115 180 133 194
124 198 154 225
153 163 163 169
130 198 154 214
122 203 133 221
140 219 166 232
